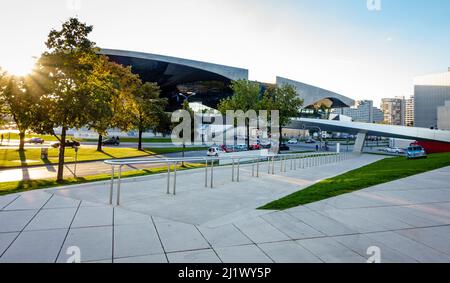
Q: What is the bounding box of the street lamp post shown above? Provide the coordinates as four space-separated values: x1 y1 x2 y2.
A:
177 92 196 167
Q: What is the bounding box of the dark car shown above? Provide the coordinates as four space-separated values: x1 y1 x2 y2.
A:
50 140 81 148
26 137 45 144
279 143 290 151
102 138 120 146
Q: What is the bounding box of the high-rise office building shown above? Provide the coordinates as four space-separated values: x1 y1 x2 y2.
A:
414 68 450 129
381 97 405 126
332 100 384 123
404 96 415 127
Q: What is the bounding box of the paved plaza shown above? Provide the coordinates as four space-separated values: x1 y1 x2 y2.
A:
0 154 449 263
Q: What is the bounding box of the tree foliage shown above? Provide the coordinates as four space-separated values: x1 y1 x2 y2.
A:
133 82 167 150
0 70 40 150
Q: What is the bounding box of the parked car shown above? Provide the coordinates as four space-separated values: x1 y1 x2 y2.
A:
260 141 271 149
305 138 316 144
102 138 120 146
235 145 248 152
50 140 81 148
384 147 404 154
287 139 298 144
26 137 44 144
207 146 224 157
406 146 427 159
279 143 290 151
249 143 261 150
220 144 234 153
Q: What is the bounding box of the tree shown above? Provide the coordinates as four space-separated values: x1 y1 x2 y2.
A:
0 71 39 151
87 56 141 151
133 82 167 150
260 83 303 150
152 110 173 137
33 18 107 181
217 80 261 148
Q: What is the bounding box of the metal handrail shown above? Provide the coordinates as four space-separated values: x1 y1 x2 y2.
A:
105 151 355 206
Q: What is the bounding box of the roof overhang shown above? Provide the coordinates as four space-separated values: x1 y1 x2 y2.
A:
289 118 450 143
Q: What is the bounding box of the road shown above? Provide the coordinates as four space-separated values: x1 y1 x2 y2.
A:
0 150 207 183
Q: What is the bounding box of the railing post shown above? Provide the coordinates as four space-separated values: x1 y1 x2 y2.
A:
205 159 208 188
116 165 122 206
267 157 271 174
210 158 214 188
232 159 235 182
109 165 115 205
237 159 240 182
272 156 275 175
173 161 177 195
257 158 260 177
167 162 171 194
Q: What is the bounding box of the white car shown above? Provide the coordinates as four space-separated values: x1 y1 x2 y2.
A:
384 147 404 154
287 139 298 144
207 147 224 157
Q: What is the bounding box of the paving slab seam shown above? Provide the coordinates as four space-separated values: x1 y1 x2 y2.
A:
194 226 223 263
150 216 170 263
325 200 450 211
231 223 276 263
0 194 54 259
54 200 83 263
0 195 20 211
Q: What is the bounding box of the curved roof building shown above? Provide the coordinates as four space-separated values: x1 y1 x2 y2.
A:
100 49 354 111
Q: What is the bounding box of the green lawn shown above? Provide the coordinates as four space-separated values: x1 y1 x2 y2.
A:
0 164 203 196
260 152 450 210
0 147 207 168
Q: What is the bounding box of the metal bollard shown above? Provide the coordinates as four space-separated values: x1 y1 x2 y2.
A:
109 165 115 205
267 157 271 174
116 165 123 206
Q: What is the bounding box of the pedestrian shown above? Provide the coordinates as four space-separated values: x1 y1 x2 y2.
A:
315 144 319 152
0 133 3 145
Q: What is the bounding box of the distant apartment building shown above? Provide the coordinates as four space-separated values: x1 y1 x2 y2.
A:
414 68 450 129
381 97 405 126
404 96 415 127
332 100 384 123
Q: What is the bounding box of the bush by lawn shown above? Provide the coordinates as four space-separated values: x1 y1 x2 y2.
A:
260 152 450 210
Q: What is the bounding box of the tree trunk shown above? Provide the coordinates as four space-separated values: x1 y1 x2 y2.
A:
57 127 67 182
138 129 143 151
97 134 103 152
18 131 25 152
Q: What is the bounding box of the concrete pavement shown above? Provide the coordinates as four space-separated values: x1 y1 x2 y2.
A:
1 154 449 263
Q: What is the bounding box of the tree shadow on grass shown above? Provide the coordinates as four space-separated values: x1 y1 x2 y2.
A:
18 150 30 181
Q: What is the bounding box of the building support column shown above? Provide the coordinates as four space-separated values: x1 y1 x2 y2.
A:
353 132 367 153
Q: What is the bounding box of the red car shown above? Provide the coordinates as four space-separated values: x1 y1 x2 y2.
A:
249 144 261 150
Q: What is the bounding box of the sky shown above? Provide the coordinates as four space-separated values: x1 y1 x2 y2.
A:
1 0 449 107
